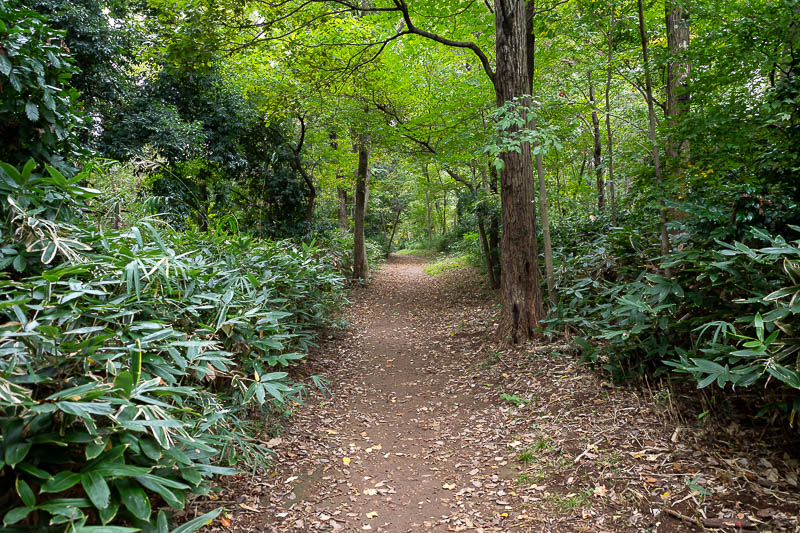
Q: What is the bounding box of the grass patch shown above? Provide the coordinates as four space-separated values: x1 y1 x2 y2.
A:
424 254 469 276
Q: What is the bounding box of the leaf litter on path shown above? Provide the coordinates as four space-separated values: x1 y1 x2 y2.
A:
197 254 799 532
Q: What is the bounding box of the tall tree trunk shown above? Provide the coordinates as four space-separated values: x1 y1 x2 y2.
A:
424 165 433 248
665 0 690 170
337 185 348 230
495 0 545 342
588 70 604 212
527 1 555 306
638 0 670 260
385 205 402 257
353 134 370 280
605 3 617 224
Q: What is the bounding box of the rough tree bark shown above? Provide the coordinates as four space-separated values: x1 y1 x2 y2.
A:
353 134 370 280
665 1 690 166
337 186 348 230
638 0 670 260
495 0 545 342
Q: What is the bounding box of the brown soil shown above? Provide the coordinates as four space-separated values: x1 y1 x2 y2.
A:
203 255 799 532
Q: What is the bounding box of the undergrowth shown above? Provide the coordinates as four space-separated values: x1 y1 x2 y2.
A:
0 160 348 530
545 185 800 426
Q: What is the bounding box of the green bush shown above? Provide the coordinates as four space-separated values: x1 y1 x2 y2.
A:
0 2 85 172
0 160 346 530
547 191 800 423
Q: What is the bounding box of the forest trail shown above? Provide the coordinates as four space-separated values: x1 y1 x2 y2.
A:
215 256 800 533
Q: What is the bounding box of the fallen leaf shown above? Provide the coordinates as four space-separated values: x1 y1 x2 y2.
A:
343 457 351 465
366 511 378 519
443 483 456 490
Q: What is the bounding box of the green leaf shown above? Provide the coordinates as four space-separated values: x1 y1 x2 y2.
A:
86 438 107 460
116 478 151 521
90 463 150 477
2 506 32 526
5 441 31 467
41 471 82 493
157 510 169 533
0 54 11 76
82 471 111 509
74 526 141 533
98 496 120 525
171 507 222 533
115 371 134 397
25 102 39 122
16 478 35 507
19 463 53 480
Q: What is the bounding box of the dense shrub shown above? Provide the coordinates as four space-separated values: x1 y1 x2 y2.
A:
0 160 346 530
546 189 800 423
0 2 85 173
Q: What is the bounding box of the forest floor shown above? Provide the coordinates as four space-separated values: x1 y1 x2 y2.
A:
205 255 799 532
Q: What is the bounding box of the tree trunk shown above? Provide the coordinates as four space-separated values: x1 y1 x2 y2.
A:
353 134 370 280
385 205 402 257
488 165 501 286
441 190 448 235
424 165 433 249
304 185 316 226
495 0 545 342
665 1 690 169
605 3 617 225
337 185 348 230
638 0 670 260
588 70 604 212
478 166 500 289
526 1 555 306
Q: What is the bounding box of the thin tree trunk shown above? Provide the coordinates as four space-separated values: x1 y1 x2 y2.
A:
605 3 617 224
495 0 545 342
292 115 316 227
554 155 564 215
638 0 670 260
424 165 433 249
441 190 448 234
588 70 604 212
535 155 555 305
337 185 348 230
353 134 370 280
527 1 555 306
385 204 402 257
476 165 500 289
488 165 500 283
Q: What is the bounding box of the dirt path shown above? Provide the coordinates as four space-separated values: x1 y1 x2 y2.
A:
215 255 799 532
